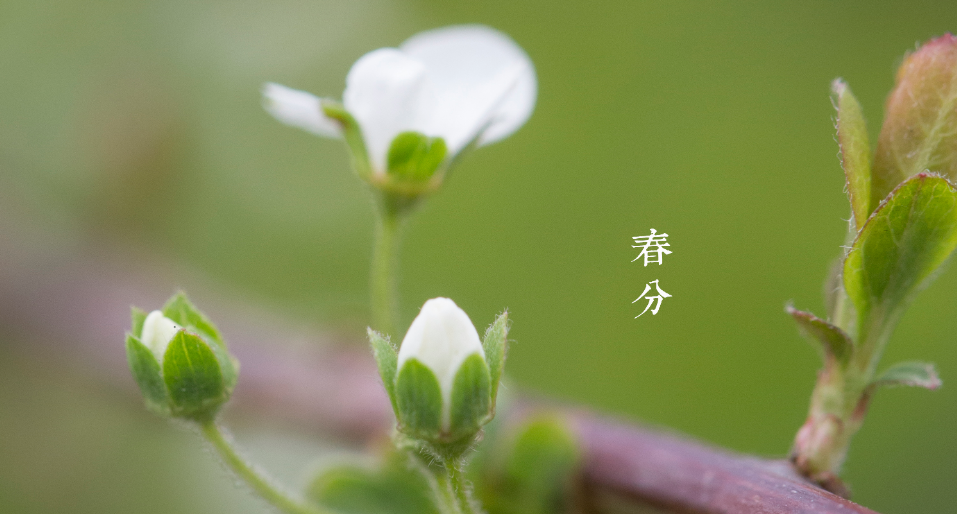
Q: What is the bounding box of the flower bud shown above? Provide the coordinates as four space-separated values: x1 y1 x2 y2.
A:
125 293 238 421
369 298 509 455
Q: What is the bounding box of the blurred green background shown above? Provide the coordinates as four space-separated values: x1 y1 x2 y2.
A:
1 0 955 512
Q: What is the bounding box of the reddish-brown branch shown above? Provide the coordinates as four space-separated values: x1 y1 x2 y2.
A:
0 244 878 514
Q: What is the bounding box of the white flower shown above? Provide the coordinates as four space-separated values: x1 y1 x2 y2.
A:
263 25 537 175
140 310 181 360
398 297 485 421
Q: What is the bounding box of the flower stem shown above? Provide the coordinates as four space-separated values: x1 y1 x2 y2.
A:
409 453 459 514
446 459 481 514
201 421 330 514
371 209 403 336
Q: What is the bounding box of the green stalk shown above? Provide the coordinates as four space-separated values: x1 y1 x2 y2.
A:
446 460 480 514
793 299 898 493
201 422 331 514
404 449 461 514
371 208 403 336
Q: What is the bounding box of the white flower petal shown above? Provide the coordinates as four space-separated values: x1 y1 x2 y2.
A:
262 82 342 138
400 25 537 152
398 298 484 412
343 48 436 173
141 310 181 360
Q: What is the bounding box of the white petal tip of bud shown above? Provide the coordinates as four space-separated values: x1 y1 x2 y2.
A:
398 298 484 397
141 310 180 360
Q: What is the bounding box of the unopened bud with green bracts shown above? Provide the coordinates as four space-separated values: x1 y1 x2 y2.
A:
125 292 239 421
369 298 508 458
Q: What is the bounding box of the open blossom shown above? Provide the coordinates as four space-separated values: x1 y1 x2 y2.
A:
263 25 537 176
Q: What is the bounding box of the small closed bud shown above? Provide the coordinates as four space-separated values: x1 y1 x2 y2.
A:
125 292 239 421
370 298 509 457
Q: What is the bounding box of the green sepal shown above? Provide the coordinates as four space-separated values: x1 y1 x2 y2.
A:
162 330 226 420
368 328 399 414
207 338 239 392
786 305 853 365
306 454 440 514
448 353 492 441
872 361 942 390
130 307 147 339
395 358 443 440
482 311 509 405
387 131 448 183
831 79 872 227
843 174 957 332
162 292 224 348
125 333 169 415
322 101 371 180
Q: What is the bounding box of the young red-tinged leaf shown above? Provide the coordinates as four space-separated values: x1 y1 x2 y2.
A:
872 361 942 389
844 174 957 335
872 35 957 207
832 79 872 227
786 305 853 365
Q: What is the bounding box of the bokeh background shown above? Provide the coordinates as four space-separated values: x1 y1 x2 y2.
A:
1 1 955 512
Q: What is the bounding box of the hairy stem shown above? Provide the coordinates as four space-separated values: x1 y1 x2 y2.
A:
446 459 481 514
404 449 459 514
201 421 330 514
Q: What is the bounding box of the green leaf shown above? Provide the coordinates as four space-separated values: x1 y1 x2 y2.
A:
832 79 872 227
483 311 509 404
786 305 853 364
872 35 957 207
307 456 440 514
126 334 169 415
130 307 147 339
448 353 492 440
387 131 447 182
505 417 579 513
162 292 224 348
395 359 443 439
844 174 957 331
472 415 579 514
162 331 226 420
368 328 399 414
872 361 942 389
322 101 371 179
